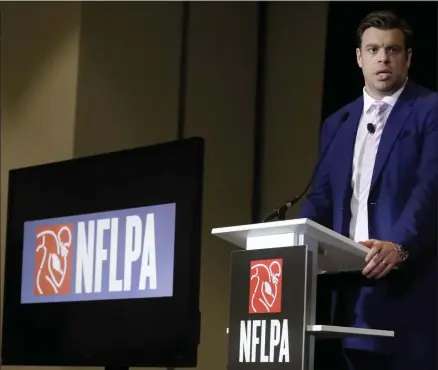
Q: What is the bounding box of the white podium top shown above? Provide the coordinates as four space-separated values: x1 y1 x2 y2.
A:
212 218 369 272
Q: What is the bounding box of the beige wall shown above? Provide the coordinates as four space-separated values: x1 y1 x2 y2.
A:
0 2 328 370
261 2 329 218
0 7 81 369
74 2 183 156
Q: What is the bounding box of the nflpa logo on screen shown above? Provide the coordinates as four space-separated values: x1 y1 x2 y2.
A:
34 224 73 296
249 258 283 314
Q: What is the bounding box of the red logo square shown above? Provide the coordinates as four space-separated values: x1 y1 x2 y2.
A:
249 258 283 314
34 224 73 296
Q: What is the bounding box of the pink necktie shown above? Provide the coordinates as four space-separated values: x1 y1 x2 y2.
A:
357 101 389 215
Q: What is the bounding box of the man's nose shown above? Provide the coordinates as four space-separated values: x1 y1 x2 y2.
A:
377 48 390 62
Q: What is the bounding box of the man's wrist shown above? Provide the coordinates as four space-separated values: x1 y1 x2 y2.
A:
394 243 409 262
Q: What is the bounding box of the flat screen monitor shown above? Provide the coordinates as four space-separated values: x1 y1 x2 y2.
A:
1 137 204 368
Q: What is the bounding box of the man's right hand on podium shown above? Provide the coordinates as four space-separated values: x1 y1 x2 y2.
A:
360 239 402 279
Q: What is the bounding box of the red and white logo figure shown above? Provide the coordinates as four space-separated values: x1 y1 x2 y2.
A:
249 258 283 314
34 224 73 296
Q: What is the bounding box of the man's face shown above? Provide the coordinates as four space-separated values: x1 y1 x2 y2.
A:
356 27 411 99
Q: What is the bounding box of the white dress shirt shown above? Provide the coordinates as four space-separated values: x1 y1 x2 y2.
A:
349 80 407 242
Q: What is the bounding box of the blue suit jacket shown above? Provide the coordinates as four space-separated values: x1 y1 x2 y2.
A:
299 80 438 355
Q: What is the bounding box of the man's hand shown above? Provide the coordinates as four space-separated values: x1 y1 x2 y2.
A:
360 239 402 279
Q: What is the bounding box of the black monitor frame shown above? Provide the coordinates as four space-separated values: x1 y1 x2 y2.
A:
1 137 204 368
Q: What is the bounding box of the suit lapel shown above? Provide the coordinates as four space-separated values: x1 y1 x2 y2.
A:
370 81 417 191
337 98 363 205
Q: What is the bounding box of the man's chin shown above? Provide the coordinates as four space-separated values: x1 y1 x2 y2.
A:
374 80 397 92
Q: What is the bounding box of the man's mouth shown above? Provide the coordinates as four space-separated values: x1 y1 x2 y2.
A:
376 70 391 79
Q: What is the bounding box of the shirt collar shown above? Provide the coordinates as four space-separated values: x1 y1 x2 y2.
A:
363 77 408 113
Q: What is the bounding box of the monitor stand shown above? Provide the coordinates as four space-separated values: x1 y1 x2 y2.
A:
105 366 174 370
106 366 128 370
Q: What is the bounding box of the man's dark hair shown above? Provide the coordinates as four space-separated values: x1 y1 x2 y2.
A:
356 10 413 50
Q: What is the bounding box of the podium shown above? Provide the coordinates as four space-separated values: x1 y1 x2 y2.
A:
212 218 394 370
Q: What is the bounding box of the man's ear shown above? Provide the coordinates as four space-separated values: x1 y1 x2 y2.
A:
356 48 363 68
406 48 412 69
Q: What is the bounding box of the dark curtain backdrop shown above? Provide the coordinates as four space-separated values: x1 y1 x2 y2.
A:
321 2 438 121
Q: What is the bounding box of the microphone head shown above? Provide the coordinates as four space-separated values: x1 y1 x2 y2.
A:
367 123 375 134
341 111 350 122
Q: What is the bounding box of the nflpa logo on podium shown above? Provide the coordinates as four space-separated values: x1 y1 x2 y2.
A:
249 258 283 314
228 247 309 368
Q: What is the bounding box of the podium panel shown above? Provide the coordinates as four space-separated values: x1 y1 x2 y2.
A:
214 219 394 370
227 245 313 370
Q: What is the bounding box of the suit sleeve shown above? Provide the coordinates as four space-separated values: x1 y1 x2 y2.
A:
391 102 438 264
298 120 333 229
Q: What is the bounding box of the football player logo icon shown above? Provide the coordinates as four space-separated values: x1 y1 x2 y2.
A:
249 258 283 313
34 224 73 296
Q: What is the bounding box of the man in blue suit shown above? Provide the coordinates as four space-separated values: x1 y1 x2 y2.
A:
299 10 437 370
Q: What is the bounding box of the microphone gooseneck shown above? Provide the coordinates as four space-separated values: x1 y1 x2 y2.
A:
262 111 350 223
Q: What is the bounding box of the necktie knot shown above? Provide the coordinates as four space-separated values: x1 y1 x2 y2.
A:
368 101 389 118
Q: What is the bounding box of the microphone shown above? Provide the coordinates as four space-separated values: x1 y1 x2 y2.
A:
262 111 350 222
367 123 375 134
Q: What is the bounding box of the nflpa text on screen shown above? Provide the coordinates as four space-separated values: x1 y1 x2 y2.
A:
21 203 176 304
